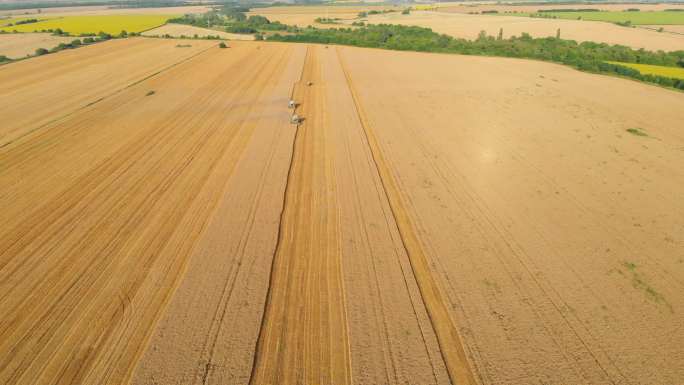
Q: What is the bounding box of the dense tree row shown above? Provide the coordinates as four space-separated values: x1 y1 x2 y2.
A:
169 8 295 34
268 24 684 90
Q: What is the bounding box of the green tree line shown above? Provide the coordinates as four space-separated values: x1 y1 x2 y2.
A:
268 24 684 90
169 8 296 34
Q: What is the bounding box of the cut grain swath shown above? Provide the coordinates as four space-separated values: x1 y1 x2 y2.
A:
250 45 353 385
336 47 478 385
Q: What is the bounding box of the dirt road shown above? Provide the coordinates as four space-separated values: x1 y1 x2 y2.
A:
1 39 683 385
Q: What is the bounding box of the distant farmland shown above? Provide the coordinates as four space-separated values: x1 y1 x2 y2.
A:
0 14 175 34
530 11 684 25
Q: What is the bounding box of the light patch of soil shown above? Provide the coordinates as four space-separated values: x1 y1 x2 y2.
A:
0 32 72 58
142 23 254 40
363 11 684 51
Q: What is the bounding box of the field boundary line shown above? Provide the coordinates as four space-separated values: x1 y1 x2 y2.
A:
336 46 479 385
247 45 309 385
0 39 216 151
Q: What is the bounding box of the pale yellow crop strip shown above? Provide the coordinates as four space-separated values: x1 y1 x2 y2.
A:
0 15 177 35
607 61 684 80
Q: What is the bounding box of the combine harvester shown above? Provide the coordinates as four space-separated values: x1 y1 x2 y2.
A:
288 99 301 124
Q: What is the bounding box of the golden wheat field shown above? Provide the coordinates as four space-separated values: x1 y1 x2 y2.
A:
1 35 683 385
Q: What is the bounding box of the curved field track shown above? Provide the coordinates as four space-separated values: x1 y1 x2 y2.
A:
1 40 683 385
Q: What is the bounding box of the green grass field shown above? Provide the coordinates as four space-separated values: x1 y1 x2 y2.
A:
608 61 684 80
528 11 684 25
0 15 176 35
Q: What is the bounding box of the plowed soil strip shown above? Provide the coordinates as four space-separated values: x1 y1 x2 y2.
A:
338 48 477 385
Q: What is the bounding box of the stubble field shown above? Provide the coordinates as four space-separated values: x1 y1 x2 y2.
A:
1 37 683 385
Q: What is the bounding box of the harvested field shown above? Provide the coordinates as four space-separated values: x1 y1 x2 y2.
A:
1 39 684 385
0 37 215 147
364 11 684 51
142 24 254 40
0 32 72 58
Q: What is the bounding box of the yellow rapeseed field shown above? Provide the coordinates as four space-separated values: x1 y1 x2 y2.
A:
608 61 684 80
0 15 175 35
414 5 437 11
